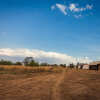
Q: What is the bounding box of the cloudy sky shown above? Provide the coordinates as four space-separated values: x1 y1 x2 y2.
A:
0 0 100 64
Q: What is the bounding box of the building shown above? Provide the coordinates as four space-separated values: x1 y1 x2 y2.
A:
83 64 89 70
76 63 87 69
89 61 100 70
76 61 100 70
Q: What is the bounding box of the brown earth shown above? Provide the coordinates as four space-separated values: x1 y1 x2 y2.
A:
0 69 100 100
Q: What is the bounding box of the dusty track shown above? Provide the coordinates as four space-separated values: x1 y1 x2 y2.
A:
0 72 63 100
51 69 66 100
0 69 100 100
59 69 100 100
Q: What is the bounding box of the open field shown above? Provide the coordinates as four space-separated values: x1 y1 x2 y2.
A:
0 66 100 100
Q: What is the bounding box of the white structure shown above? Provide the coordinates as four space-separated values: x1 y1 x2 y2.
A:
82 64 89 69
78 65 81 69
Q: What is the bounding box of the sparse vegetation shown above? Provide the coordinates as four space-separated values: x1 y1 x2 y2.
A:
0 65 63 75
0 68 100 100
40 62 49 66
0 59 13 65
15 62 22 65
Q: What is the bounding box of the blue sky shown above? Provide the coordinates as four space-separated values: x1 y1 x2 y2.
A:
0 0 100 61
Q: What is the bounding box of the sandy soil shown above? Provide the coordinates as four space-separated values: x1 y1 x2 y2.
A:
0 69 100 100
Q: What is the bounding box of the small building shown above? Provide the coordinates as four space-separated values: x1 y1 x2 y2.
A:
76 61 100 70
83 64 89 70
76 64 84 69
89 61 100 70
78 65 83 69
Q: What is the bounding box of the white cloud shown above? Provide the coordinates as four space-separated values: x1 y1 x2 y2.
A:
0 48 92 65
51 4 67 15
69 3 93 12
86 4 93 10
74 14 82 19
69 3 83 12
69 3 76 11
51 3 93 18
56 4 67 15
51 5 55 10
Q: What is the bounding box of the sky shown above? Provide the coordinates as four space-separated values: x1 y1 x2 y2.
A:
0 0 100 64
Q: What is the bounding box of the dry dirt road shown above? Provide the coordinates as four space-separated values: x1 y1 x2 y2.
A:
0 69 100 100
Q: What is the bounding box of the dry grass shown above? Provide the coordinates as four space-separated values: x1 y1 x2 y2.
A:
0 65 63 74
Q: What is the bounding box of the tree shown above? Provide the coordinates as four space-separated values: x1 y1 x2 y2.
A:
23 57 33 66
40 63 49 66
52 64 58 67
29 60 39 66
60 64 66 68
15 62 22 65
0 59 13 65
69 63 75 69
76 62 80 69
23 57 39 66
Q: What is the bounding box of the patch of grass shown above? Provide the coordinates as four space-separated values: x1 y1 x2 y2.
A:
0 71 8 74
0 67 5 71
0 65 63 75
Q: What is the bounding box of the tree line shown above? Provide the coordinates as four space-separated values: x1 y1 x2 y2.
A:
0 59 22 65
0 57 67 67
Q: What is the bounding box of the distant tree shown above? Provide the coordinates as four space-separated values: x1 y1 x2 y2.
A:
69 63 75 69
23 57 39 66
40 63 49 66
15 62 22 65
60 64 66 68
0 59 13 65
76 62 80 69
23 57 33 66
52 64 58 67
29 60 39 66
47 64 57 67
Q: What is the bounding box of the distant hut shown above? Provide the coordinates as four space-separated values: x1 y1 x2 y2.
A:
77 63 84 69
89 61 100 71
82 64 89 70
76 61 100 71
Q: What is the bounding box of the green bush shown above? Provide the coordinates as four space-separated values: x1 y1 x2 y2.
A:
0 59 13 65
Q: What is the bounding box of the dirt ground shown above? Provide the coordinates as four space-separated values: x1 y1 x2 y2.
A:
0 69 100 100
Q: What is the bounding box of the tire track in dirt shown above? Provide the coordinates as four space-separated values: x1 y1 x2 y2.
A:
0 72 62 100
59 70 100 100
51 69 67 100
